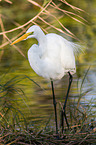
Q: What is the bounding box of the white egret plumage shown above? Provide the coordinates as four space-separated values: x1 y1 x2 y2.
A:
11 25 81 135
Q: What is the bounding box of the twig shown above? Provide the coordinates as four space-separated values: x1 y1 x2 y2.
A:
78 134 90 145
51 1 87 24
0 0 52 35
28 0 78 39
60 0 86 13
5 0 12 4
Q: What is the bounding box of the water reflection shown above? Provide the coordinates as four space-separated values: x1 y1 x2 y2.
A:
0 0 96 132
0 58 96 129
1 28 96 129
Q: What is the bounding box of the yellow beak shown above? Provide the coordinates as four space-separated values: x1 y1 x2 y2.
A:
11 32 31 45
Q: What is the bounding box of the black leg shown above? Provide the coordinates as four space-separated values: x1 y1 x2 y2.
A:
62 72 73 133
61 109 69 133
51 80 58 135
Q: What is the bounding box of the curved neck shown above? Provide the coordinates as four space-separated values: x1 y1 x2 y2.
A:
35 31 45 46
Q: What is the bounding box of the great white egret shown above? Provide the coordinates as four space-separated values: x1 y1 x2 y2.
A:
11 25 81 135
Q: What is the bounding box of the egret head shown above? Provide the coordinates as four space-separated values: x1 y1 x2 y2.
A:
25 25 43 39
11 25 43 45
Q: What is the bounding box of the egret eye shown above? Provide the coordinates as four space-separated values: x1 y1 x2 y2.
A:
29 32 33 35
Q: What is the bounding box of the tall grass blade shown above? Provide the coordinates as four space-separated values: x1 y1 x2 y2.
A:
80 66 91 94
25 75 45 90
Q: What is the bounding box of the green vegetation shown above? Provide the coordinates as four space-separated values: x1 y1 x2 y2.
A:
0 69 96 144
0 0 96 144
